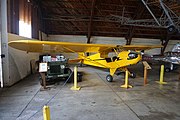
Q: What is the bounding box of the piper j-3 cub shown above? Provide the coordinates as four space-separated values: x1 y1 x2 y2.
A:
8 40 162 82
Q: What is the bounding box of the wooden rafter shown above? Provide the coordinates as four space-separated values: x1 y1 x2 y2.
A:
31 0 180 40
87 0 96 43
125 3 145 45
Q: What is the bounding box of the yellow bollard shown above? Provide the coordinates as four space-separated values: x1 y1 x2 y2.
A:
121 70 133 88
43 106 50 120
156 65 167 84
71 66 81 90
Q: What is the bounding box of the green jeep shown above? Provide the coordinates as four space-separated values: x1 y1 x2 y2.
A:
39 55 72 85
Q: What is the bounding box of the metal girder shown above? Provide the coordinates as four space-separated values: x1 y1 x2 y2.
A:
141 0 161 26
107 0 180 31
159 0 174 26
141 0 180 32
108 15 179 28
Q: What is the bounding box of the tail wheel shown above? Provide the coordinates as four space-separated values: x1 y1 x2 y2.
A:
130 72 136 78
106 75 113 82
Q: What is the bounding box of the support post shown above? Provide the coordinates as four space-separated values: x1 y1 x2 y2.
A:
1 0 9 87
156 65 167 84
121 70 132 88
71 66 81 90
40 72 47 89
142 61 151 86
144 67 148 85
43 106 50 120
39 63 48 89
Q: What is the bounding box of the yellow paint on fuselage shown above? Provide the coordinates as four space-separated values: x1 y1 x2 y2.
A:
82 51 142 69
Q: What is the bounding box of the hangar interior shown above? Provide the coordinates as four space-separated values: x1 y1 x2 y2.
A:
0 0 180 120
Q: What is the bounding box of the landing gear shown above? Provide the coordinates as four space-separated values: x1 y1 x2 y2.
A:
106 75 113 82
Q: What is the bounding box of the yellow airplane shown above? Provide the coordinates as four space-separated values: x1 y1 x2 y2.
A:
8 40 162 82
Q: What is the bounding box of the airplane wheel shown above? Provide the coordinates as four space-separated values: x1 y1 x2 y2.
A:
167 25 177 34
130 72 136 78
165 68 170 72
106 75 113 82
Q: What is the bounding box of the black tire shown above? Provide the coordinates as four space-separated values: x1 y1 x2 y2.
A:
68 72 83 83
106 75 113 82
167 25 177 34
165 68 170 72
77 72 83 82
64 68 72 74
130 72 136 78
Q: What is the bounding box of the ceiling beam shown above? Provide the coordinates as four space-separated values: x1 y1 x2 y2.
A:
87 0 96 43
125 3 145 45
119 0 125 5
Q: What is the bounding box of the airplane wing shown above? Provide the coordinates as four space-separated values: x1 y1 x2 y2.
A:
8 40 162 53
8 40 116 53
122 45 162 51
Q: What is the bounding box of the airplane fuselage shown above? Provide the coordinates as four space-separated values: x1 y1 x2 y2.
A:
82 51 142 69
163 52 180 64
152 52 180 65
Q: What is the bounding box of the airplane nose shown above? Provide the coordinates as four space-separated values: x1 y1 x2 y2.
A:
140 50 144 55
128 52 138 59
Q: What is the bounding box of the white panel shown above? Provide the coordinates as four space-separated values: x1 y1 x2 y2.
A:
47 35 87 43
132 38 162 55
91 36 126 45
8 33 39 86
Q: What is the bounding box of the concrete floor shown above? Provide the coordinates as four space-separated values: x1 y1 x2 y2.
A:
0 63 180 120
